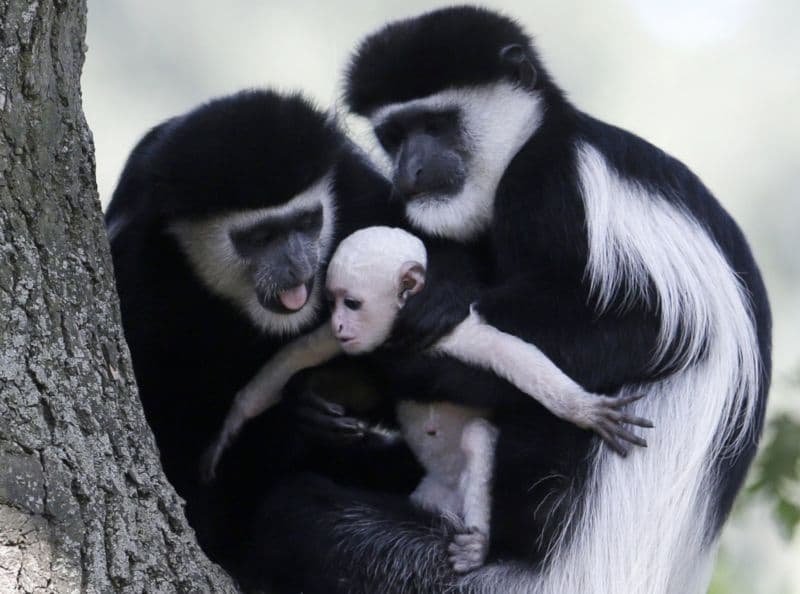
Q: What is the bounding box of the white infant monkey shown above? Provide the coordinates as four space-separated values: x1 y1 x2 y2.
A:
326 227 499 571
201 227 652 570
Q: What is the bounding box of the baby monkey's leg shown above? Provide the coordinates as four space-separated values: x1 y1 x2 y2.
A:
449 418 498 573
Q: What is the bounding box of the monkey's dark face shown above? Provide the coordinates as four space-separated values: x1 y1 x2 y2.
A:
169 175 335 335
374 108 468 202
230 206 323 313
369 84 544 241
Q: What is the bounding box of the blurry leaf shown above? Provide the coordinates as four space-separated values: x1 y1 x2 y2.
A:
752 415 800 491
775 498 800 539
749 413 800 538
708 551 734 594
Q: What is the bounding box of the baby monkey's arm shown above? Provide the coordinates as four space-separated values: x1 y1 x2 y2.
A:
434 309 653 456
200 323 342 481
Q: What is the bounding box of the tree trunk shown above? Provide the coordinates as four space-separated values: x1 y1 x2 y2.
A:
0 1 237 591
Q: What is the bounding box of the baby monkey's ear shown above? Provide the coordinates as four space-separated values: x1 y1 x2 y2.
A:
397 261 426 307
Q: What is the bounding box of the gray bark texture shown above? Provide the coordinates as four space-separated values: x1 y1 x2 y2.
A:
0 1 238 592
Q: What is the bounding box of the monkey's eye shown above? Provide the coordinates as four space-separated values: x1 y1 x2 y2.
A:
423 111 457 137
344 298 362 311
424 120 441 135
374 122 403 152
297 210 322 231
324 293 335 310
231 227 273 259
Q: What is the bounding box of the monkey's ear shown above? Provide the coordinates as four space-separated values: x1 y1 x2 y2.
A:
398 261 426 307
500 44 537 89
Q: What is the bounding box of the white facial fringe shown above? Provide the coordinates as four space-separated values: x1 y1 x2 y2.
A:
170 173 336 336
372 83 544 242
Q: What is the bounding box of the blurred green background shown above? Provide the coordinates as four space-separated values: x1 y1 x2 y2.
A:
82 1 800 592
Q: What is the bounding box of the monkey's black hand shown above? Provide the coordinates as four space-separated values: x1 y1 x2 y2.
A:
587 393 654 457
295 388 369 443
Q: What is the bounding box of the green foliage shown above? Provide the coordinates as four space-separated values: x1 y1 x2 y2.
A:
708 552 735 594
748 413 800 539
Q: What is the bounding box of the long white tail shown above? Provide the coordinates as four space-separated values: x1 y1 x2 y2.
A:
461 143 762 594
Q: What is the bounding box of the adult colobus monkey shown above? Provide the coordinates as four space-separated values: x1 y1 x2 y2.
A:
104 89 407 573
252 7 771 594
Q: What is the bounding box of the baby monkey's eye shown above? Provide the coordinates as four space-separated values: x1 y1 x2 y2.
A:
324 293 335 310
344 298 362 311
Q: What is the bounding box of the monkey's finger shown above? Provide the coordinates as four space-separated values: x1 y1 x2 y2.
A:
296 412 366 434
611 393 646 408
300 427 365 444
448 544 484 559
612 425 648 448
297 421 365 440
449 554 481 565
450 560 473 574
327 416 368 434
453 530 476 539
449 543 485 555
296 406 354 430
618 414 654 428
452 533 487 546
303 429 365 444
448 543 463 554
297 411 367 442
603 408 654 429
297 390 346 416
449 551 484 573
597 428 629 457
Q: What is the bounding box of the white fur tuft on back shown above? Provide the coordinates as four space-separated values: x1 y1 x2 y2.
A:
461 142 762 594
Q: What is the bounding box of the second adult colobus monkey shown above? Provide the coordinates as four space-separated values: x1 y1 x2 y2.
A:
249 6 771 594
202 226 651 571
337 7 771 594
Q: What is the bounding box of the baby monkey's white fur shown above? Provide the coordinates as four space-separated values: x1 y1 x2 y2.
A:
326 227 428 354
202 226 652 570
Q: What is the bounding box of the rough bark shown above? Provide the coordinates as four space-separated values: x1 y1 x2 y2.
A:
0 1 237 591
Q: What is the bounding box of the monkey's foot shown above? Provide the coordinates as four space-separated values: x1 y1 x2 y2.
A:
448 528 489 573
584 393 654 457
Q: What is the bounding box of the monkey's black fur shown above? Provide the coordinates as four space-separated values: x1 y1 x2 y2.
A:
346 5 541 115
108 91 342 224
105 90 419 575
250 7 772 593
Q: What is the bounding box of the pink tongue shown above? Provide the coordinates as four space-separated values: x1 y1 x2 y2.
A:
278 284 308 311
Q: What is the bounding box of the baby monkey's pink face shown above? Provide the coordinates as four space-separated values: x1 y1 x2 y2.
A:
325 261 426 355
326 283 398 355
